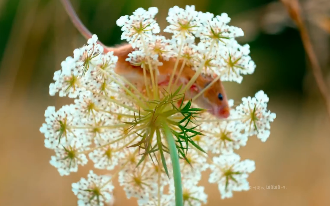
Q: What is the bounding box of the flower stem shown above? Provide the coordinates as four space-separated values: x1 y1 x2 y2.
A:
183 40 216 93
192 75 220 101
162 121 183 206
167 34 185 91
173 59 187 86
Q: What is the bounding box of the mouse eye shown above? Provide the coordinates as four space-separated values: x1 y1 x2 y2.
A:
218 93 223 101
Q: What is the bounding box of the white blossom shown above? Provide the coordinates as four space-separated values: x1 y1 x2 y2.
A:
40 6 277 206
89 140 124 170
209 153 255 199
198 13 244 44
217 40 256 83
126 50 162 70
73 35 104 75
235 90 276 141
50 139 89 176
138 193 173 206
118 166 157 201
164 5 201 38
169 180 207 206
201 121 248 153
175 37 199 67
179 148 208 182
72 170 114 206
40 105 78 149
116 7 160 46
49 59 85 98
147 35 175 61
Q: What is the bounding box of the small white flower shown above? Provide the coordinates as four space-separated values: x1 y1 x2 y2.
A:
40 105 78 149
49 61 85 98
145 158 171 187
89 140 124 170
90 51 118 81
198 13 243 44
190 134 210 152
169 180 207 206
73 92 108 118
175 37 199 67
78 113 121 145
217 40 255 83
147 35 175 61
201 121 248 153
50 139 88 176
138 193 173 206
195 42 222 75
118 166 157 201
235 90 276 141
116 7 160 46
74 35 104 74
126 50 162 70
179 149 208 182
72 170 114 206
209 153 255 199
164 5 201 38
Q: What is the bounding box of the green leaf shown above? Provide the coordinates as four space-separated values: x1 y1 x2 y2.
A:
156 129 169 177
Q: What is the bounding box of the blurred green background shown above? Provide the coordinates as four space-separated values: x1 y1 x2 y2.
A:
0 0 330 205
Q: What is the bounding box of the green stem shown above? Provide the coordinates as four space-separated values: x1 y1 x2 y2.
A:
162 121 183 206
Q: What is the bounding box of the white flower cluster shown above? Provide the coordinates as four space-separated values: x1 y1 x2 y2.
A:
235 90 276 142
40 5 276 206
116 5 255 83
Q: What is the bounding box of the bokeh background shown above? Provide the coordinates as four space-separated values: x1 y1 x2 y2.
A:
1 0 330 205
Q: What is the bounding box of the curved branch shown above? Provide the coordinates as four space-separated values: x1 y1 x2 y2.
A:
60 0 107 48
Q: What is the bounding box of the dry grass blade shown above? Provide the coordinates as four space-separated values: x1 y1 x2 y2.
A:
281 0 330 120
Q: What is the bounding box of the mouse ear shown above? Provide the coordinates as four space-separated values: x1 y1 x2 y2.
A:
190 83 199 92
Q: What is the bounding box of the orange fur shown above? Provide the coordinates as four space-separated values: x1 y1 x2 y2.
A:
105 44 230 118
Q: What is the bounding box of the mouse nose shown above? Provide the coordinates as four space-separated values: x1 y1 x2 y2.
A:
219 107 230 118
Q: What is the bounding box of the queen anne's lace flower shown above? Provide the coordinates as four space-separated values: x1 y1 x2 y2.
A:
89 140 124 170
72 170 114 206
73 35 104 75
176 38 199 67
198 13 244 44
138 194 173 206
235 90 276 142
50 139 89 176
164 5 201 38
195 42 222 75
201 121 248 153
209 153 255 199
217 40 256 83
118 166 157 202
89 51 118 83
41 5 276 206
126 50 163 69
169 180 207 206
147 35 175 61
40 105 78 149
179 148 208 181
49 61 85 98
117 7 160 46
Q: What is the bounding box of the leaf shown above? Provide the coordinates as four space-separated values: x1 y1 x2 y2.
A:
188 140 206 153
156 129 169 177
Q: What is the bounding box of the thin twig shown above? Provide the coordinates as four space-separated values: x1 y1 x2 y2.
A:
60 0 107 48
281 0 330 119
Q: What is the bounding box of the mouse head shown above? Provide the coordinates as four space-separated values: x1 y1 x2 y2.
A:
193 76 230 118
